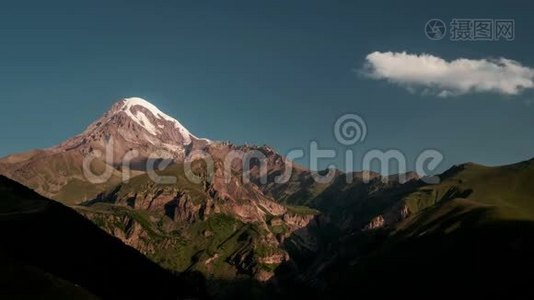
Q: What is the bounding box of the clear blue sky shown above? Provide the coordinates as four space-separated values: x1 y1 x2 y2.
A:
1 0 533 173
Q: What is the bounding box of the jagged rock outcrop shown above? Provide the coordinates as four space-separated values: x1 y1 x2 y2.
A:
164 193 203 223
283 212 315 229
363 203 411 231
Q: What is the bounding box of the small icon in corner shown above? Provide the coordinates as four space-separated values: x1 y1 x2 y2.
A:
425 19 447 40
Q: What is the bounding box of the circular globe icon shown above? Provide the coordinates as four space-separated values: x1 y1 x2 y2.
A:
425 19 446 40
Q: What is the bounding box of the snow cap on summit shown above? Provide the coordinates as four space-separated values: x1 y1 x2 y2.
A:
120 97 197 143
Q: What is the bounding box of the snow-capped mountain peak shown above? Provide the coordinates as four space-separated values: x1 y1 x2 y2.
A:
120 97 197 144
54 97 211 163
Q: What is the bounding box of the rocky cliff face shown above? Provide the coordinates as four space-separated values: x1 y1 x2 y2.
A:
77 157 318 283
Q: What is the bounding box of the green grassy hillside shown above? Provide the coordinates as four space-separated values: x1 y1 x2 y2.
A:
311 160 534 299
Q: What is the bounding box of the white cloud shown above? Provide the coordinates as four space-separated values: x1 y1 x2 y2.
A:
363 51 534 97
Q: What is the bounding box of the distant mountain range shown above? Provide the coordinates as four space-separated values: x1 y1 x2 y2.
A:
1 97 534 299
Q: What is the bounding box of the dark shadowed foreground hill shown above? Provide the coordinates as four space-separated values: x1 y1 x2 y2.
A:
0 175 205 300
